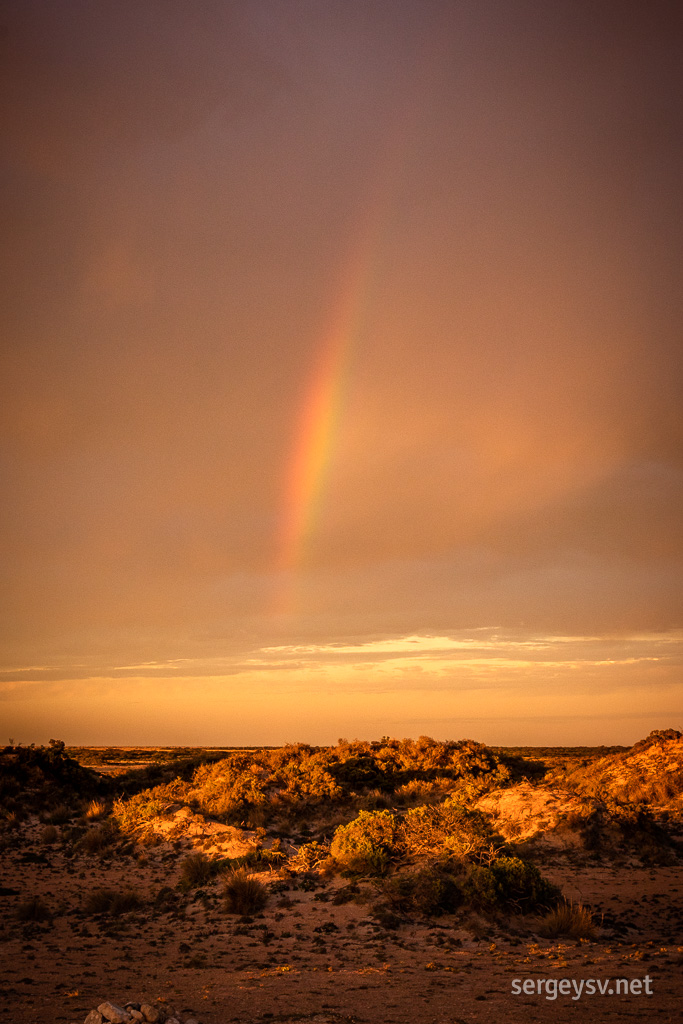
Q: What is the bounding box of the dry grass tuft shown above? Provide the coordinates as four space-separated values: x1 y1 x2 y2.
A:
178 851 215 890
77 823 117 855
45 803 72 825
83 887 142 916
41 824 59 844
84 798 107 820
16 896 52 922
538 900 595 939
222 870 268 915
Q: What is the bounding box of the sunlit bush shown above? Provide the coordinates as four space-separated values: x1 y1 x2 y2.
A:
111 792 168 832
330 809 397 875
400 800 499 861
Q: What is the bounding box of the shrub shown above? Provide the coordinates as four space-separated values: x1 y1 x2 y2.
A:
538 901 595 939
223 870 268 915
330 809 397 875
41 824 58 844
381 864 464 917
358 788 392 810
400 801 499 862
84 888 142 916
112 792 168 833
392 778 450 807
77 823 117 855
84 799 107 820
288 841 330 872
84 888 117 915
108 889 142 915
45 803 72 825
220 845 286 873
1 809 21 829
465 856 561 914
178 852 215 890
16 896 52 922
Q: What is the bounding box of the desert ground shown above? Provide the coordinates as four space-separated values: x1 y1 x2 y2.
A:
1 732 681 1024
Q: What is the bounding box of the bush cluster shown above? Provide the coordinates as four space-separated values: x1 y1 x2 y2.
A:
110 736 512 833
377 855 560 921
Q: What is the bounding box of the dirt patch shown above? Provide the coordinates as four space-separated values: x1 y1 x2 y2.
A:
1 820 682 1024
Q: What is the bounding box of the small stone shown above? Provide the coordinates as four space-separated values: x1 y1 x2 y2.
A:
140 1007 159 1024
184 1018 199 1024
165 1017 180 1024
98 1003 132 1024
130 1012 144 1021
85 1012 103 1024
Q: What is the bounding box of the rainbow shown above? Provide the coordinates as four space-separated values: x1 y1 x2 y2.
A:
273 120 413 614
275 231 374 581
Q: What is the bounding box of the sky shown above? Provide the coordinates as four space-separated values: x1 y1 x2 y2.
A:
1 0 681 747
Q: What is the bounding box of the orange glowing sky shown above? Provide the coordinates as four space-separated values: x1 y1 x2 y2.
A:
1 1 681 745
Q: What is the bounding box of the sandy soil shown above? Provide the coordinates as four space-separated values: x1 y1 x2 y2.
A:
1 820 681 1024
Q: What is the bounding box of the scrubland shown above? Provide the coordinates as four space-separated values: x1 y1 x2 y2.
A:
1 731 682 1023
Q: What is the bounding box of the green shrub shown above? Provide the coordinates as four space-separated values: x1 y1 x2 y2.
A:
400 801 498 862
111 791 168 832
381 864 464 917
223 870 268 915
330 809 397 875
465 856 561 913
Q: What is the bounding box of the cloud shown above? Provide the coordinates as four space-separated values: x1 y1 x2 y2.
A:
1 2 681 742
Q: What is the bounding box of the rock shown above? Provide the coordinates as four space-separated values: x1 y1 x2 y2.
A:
130 1012 144 1021
125 1005 141 1013
85 1012 103 1024
98 1003 133 1024
184 1018 199 1024
140 1006 159 1023
165 1017 180 1024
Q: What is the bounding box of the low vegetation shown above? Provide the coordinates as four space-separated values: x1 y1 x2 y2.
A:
84 798 107 820
178 852 217 890
223 870 268 915
3 730 681 945
538 901 595 939
83 888 143 916
110 736 516 836
16 896 52 922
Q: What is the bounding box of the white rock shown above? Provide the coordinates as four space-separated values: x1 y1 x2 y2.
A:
98 1003 132 1024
